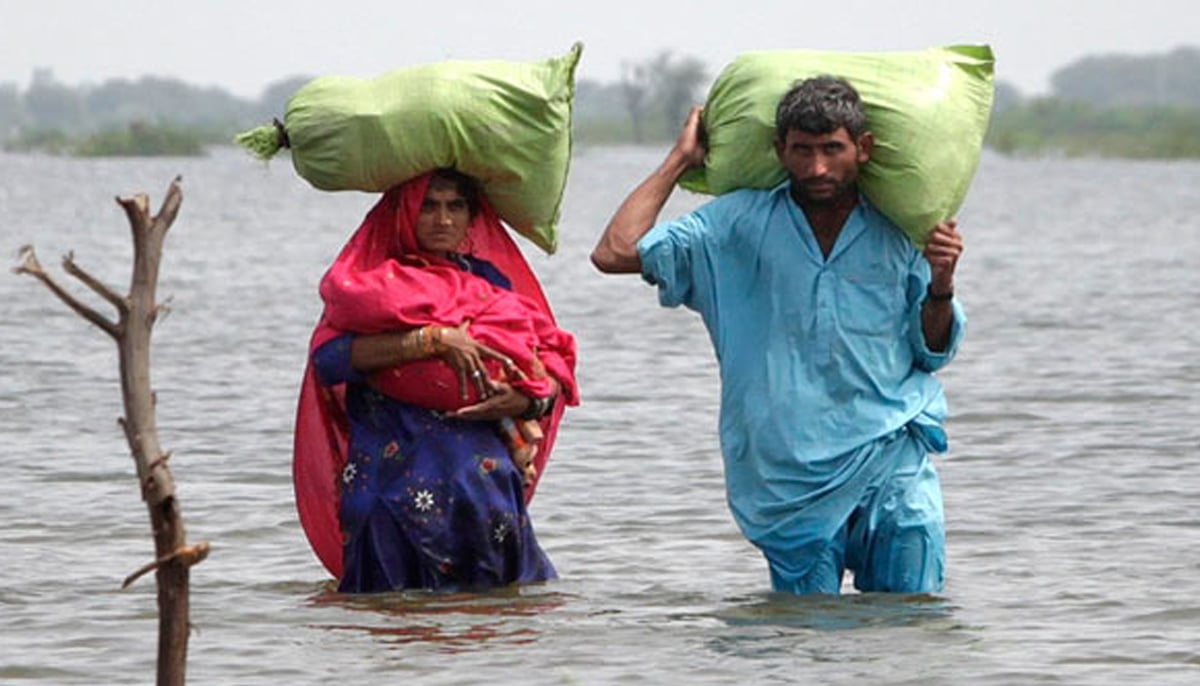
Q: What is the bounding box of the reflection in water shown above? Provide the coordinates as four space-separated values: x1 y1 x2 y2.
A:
703 592 971 662
306 584 570 652
712 591 961 631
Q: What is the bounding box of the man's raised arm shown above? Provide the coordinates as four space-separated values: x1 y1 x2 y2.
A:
590 106 707 274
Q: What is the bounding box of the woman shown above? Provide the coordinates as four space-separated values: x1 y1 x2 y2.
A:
294 168 578 592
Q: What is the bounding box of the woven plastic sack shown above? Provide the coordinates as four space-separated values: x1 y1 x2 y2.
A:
238 43 581 254
679 45 994 245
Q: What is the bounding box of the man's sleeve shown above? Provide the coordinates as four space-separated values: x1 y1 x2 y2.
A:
636 209 715 310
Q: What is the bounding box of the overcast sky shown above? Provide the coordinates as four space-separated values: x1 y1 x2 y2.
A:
2 0 1195 98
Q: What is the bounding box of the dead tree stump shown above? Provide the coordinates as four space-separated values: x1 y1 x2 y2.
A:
14 176 208 686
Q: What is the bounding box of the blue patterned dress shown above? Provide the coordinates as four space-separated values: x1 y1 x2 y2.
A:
312 256 557 592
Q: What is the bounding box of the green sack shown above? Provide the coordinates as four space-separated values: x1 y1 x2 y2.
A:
237 43 582 254
679 45 994 245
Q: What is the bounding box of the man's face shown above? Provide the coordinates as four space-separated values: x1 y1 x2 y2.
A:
414 179 471 255
774 127 872 206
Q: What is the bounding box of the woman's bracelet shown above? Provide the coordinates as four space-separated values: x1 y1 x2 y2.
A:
519 393 554 421
394 326 439 360
428 325 448 354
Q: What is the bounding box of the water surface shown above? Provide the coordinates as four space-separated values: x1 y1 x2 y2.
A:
1 147 1198 684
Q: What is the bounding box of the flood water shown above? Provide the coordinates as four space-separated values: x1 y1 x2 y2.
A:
1 146 1198 684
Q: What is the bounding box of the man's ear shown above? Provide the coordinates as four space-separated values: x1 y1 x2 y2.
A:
856 132 874 164
773 136 785 161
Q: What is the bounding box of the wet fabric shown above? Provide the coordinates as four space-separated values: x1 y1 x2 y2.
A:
294 172 578 581
315 174 577 409
763 427 945 594
637 183 965 592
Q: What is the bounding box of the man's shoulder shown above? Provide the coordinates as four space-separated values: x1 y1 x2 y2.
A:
857 198 918 252
857 197 897 227
650 185 781 242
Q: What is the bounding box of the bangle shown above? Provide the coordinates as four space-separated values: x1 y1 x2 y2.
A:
926 286 954 302
396 329 419 359
429 326 449 354
414 325 435 356
519 394 552 421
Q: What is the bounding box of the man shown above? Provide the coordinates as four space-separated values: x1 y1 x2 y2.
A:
590 76 965 594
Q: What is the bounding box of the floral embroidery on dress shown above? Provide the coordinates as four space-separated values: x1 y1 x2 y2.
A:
478 455 499 474
342 462 357 485
413 489 435 512
382 441 401 459
492 521 510 543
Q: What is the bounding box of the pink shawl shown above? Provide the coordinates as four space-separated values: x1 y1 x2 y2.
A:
293 172 578 578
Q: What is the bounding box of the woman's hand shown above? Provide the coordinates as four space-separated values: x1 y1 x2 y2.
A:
434 321 512 400
449 381 532 421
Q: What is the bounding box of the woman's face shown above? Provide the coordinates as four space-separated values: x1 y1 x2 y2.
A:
414 178 471 255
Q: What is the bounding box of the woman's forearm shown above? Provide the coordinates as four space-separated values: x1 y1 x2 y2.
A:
349 326 440 372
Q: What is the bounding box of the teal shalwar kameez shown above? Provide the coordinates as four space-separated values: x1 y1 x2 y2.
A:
638 184 966 594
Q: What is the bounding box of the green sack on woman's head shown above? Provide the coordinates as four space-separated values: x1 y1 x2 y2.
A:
237 43 582 254
679 45 994 246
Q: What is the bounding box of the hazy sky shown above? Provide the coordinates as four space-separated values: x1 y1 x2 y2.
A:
2 0 1195 98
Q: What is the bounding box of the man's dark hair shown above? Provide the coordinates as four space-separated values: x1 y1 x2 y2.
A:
775 76 867 142
430 167 483 217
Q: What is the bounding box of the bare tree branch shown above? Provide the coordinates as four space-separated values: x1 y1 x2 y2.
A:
119 193 152 236
123 542 211 590
13 245 121 340
153 176 184 234
63 251 128 314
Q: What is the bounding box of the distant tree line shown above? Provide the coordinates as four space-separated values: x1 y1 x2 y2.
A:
989 46 1200 158
0 68 309 155
0 53 710 156
575 51 710 145
4 46 1200 158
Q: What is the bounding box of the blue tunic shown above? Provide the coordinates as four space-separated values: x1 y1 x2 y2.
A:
312 256 556 592
638 184 966 593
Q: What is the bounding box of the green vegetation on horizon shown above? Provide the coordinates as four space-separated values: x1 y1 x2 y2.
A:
988 99 1200 159
3 47 1200 159
985 46 1200 158
5 122 212 157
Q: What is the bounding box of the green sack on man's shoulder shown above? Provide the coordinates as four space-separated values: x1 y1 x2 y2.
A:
680 45 995 246
238 44 582 254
